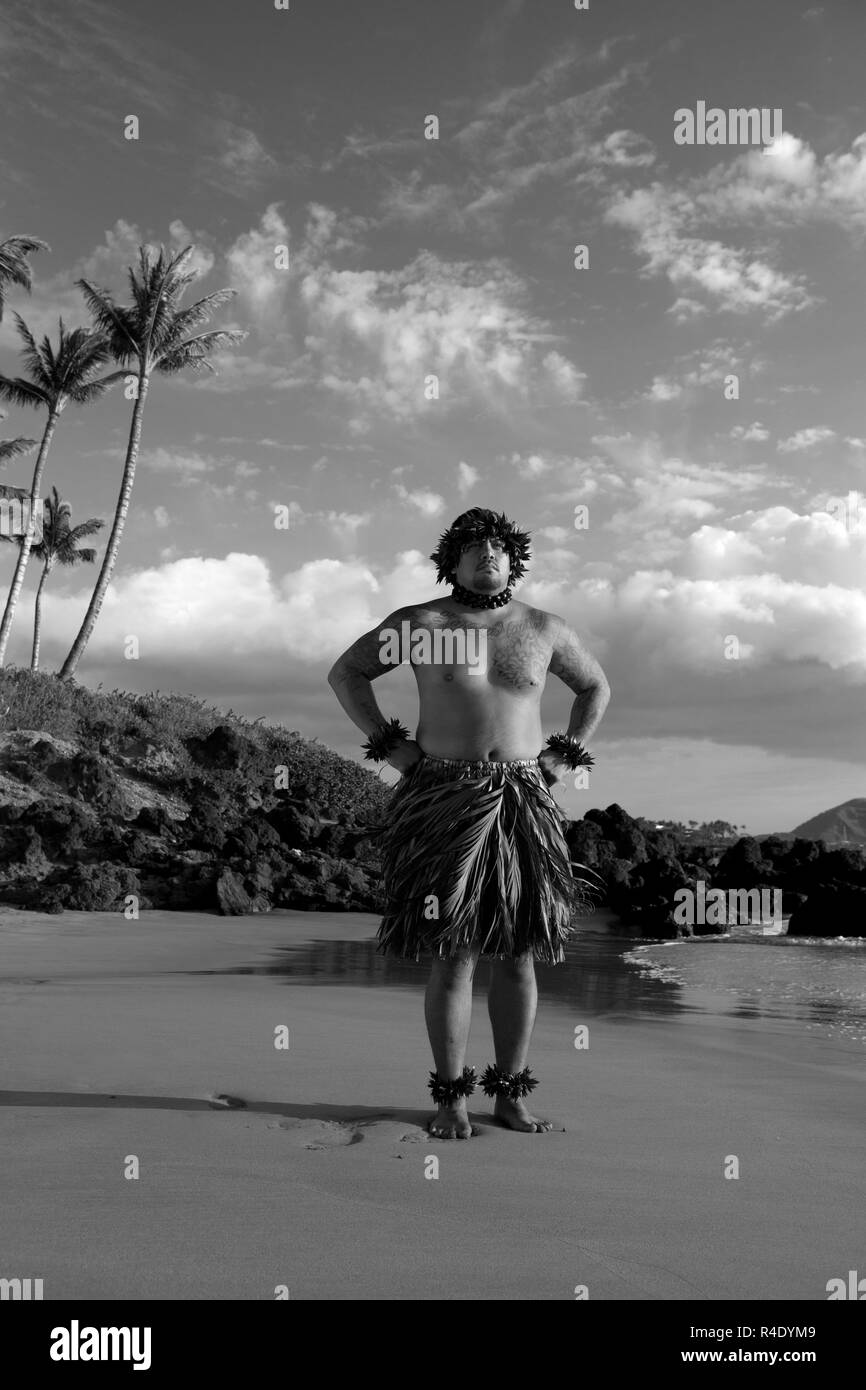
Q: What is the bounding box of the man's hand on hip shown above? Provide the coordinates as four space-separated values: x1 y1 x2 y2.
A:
387 739 424 776
538 749 565 788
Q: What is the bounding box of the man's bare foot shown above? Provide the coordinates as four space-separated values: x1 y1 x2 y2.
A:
427 1099 476 1139
494 1095 553 1133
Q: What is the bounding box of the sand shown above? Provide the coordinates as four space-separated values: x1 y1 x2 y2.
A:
0 906 862 1301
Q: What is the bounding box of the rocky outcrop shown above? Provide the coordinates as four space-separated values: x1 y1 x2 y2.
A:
787 884 866 936
564 805 866 938
0 722 386 917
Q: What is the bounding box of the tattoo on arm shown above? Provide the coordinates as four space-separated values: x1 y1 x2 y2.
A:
328 608 416 735
549 620 603 691
332 607 416 682
548 619 610 741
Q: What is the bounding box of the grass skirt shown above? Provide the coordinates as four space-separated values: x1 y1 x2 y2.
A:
372 754 599 963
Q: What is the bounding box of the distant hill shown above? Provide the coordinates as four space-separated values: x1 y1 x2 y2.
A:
791 799 866 846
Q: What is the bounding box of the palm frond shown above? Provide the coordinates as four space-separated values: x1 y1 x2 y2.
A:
0 375 49 410
10 313 49 383
0 436 38 464
156 328 247 374
67 372 125 405
75 279 140 360
142 244 187 348
0 235 50 263
66 517 105 542
0 237 50 316
155 289 237 352
38 328 57 379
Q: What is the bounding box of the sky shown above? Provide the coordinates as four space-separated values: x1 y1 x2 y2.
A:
0 0 864 832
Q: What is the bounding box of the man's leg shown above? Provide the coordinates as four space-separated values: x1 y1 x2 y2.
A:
424 946 481 1139
487 952 553 1132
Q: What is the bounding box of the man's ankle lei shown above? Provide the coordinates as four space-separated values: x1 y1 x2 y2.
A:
479 1064 539 1099
427 1066 478 1106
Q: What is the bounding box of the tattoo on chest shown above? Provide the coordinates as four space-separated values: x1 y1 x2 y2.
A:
487 614 549 689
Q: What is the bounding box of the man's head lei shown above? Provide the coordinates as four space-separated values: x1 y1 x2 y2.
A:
429 507 532 586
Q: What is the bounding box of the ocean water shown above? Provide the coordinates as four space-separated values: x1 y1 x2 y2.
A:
622 931 866 1051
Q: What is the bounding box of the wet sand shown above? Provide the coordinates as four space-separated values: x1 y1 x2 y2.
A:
0 907 862 1300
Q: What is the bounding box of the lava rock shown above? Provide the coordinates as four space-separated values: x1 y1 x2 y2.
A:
787 884 866 937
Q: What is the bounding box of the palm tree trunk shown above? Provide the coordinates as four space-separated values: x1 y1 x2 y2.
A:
0 409 58 667
59 374 150 680
31 559 50 671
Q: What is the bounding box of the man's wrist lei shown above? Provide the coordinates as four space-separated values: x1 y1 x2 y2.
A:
361 717 411 762
543 731 595 770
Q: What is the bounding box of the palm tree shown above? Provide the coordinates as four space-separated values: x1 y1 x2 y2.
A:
59 244 245 681
0 317 119 665
0 486 103 670
0 236 49 320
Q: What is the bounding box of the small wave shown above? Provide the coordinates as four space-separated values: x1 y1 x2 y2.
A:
621 948 686 986
622 935 866 1047
623 932 866 950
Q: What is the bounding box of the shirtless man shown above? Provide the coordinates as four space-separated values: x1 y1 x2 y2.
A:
328 507 609 1138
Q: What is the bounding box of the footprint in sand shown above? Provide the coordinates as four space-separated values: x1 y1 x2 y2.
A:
274 1115 431 1153
278 1117 364 1150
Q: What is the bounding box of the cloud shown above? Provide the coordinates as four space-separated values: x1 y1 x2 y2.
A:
592 129 656 168
0 0 193 128
394 484 446 517
299 246 586 425
225 204 291 327
644 376 682 402
200 121 281 195
605 184 814 320
344 48 649 232
511 452 551 479
542 351 586 401
139 448 217 483
457 461 479 493
777 426 836 452
606 131 866 323
319 510 372 541
731 422 770 442
166 221 215 279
